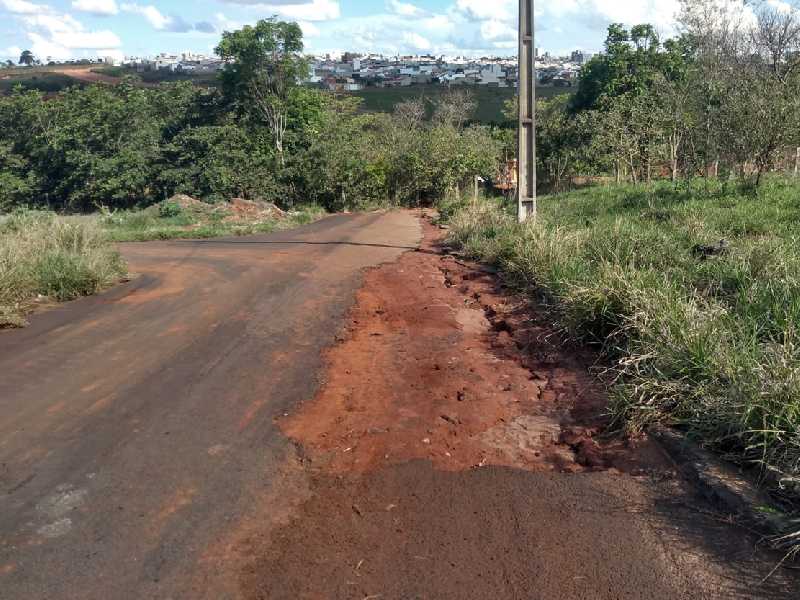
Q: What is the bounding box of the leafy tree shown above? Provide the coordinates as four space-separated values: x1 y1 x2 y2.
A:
536 96 595 192
216 18 307 164
160 124 279 202
18 50 35 66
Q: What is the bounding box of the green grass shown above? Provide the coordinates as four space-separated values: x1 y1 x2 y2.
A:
0 211 127 327
0 73 80 94
90 66 219 86
445 178 800 513
351 84 571 125
101 200 326 242
91 66 126 78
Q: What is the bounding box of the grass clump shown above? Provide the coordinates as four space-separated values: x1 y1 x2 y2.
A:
446 178 800 507
0 210 127 327
101 199 326 242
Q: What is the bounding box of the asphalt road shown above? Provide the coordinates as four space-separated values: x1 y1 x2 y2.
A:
0 211 422 599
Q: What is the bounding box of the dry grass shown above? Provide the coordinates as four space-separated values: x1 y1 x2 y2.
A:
0 211 127 327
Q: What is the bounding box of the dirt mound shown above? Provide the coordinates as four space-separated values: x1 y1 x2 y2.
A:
167 194 208 210
227 198 286 222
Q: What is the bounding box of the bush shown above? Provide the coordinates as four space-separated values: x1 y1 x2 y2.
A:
0 211 126 327
159 201 182 218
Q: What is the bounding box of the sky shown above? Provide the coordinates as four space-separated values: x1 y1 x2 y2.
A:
0 0 689 63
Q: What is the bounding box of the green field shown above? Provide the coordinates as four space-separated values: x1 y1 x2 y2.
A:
0 65 218 95
0 72 81 94
92 66 219 86
351 84 571 125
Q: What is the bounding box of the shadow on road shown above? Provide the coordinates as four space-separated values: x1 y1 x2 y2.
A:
183 239 425 252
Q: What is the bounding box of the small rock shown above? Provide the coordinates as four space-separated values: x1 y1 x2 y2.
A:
422 438 431 444
456 390 467 402
440 414 461 426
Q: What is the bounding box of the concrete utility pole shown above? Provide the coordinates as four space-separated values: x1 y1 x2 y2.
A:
518 0 536 222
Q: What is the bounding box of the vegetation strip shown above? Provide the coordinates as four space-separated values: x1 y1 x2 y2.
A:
445 181 800 551
0 211 126 328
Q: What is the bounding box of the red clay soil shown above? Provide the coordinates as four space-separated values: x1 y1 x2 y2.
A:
280 218 658 475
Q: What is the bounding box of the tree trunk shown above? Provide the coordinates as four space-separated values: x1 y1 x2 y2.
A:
670 137 679 182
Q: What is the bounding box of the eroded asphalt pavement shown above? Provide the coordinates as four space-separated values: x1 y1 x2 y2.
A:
0 211 798 599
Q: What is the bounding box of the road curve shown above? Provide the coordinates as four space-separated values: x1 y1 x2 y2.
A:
0 211 421 600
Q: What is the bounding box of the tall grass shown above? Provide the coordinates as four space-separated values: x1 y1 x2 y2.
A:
100 202 327 242
447 179 800 507
0 211 127 327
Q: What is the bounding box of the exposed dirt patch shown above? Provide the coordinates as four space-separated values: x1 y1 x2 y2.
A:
280 218 662 475
227 198 286 222
48 66 122 84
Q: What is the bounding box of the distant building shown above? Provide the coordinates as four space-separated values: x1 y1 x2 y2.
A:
570 50 594 65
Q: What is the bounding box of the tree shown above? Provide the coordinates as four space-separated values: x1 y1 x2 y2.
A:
216 18 307 165
432 88 477 130
677 0 800 188
535 95 596 192
394 99 426 130
18 50 35 66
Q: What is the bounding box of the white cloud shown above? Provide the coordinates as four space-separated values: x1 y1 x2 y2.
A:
402 31 431 51
26 19 121 59
455 0 514 22
71 0 118 16
272 0 340 21
0 0 122 60
388 0 426 18
217 0 340 22
4 45 23 58
480 19 515 42
298 20 320 37
215 12 243 32
120 3 170 29
1 0 51 15
119 4 218 33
